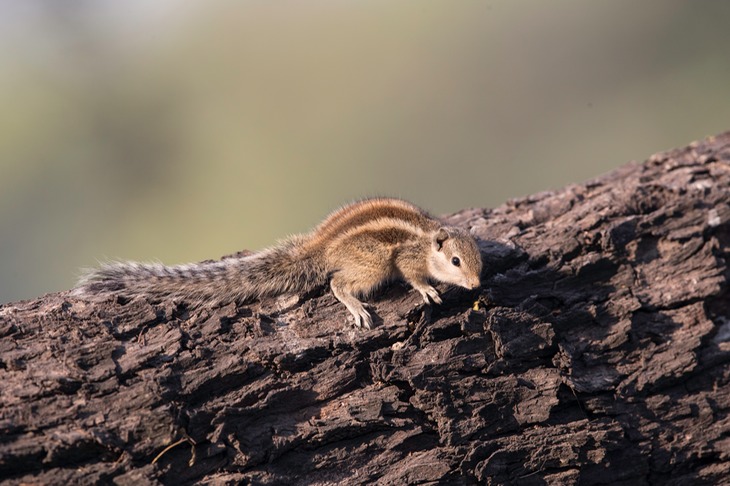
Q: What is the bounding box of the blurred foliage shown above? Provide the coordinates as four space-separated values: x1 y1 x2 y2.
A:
2 1 730 303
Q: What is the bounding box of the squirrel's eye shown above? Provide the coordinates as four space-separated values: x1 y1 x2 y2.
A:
451 257 461 267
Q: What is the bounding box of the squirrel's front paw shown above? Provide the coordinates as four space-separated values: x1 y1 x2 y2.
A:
417 285 442 305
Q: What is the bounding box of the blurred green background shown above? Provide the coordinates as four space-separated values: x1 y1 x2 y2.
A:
2 1 730 304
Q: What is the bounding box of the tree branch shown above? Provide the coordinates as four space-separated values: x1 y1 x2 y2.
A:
2 132 729 484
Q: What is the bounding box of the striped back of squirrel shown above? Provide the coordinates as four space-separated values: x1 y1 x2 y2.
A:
302 198 439 254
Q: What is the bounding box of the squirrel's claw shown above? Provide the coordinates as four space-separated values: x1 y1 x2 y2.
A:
417 285 442 305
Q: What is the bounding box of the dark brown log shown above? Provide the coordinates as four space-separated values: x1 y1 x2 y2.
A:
2 132 729 485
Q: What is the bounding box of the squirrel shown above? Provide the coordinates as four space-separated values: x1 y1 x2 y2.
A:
74 197 483 329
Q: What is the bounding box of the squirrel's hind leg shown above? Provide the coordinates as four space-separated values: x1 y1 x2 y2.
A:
330 275 373 330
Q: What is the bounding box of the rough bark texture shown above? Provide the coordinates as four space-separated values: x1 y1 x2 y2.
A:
2 132 730 485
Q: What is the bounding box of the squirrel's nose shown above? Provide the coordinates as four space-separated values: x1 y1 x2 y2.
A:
470 278 481 289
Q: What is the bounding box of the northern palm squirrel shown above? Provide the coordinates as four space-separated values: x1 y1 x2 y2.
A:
74 198 483 329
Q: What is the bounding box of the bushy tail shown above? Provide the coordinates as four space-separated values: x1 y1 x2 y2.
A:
73 238 327 307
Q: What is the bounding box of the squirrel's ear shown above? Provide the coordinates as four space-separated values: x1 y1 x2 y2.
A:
433 227 450 251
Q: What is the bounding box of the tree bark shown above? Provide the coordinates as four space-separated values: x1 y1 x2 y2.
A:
2 132 729 485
